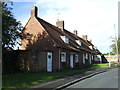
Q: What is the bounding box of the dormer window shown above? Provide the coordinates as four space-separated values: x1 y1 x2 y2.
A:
76 40 82 46
60 36 69 44
89 46 93 50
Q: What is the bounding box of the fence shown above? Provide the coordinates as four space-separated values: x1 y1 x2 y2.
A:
2 50 48 74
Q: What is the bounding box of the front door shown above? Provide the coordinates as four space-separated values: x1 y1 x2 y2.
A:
47 52 52 72
70 54 74 68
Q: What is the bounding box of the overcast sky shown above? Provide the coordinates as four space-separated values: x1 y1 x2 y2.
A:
11 0 119 53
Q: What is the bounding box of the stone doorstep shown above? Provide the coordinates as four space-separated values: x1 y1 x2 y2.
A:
26 67 118 89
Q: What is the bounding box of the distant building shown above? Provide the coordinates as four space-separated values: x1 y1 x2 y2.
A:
104 54 120 62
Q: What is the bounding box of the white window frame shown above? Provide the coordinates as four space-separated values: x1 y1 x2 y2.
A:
86 53 88 59
75 54 79 63
65 37 69 44
61 52 66 62
60 36 69 44
94 46 97 49
92 54 94 60
76 40 82 46
89 46 93 50
61 36 65 42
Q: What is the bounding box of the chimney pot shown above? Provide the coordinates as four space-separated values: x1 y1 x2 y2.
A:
31 6 38 17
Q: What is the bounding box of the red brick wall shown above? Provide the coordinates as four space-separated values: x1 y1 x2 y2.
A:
18 50 47 72
20 17 95 72
59 48 85 69
18 50 60 72
20 17 60 72
20 17 45 50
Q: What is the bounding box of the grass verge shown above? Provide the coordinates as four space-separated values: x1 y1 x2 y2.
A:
2 63 109 89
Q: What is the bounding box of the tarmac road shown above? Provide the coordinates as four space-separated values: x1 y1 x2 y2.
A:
65 68 119 89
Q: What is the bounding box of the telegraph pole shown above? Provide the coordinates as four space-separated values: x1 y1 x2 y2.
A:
109 51 111 67
114 24 119 63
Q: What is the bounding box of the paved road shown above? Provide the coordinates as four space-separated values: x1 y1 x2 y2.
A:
65 68 119 89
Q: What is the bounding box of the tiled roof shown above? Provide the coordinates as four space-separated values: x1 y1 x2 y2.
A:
64 30 99 54
37 17 100 54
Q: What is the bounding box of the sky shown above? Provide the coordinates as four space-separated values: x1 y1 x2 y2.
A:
10 0 119 53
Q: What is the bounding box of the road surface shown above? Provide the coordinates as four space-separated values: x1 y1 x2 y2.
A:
65 68 119 89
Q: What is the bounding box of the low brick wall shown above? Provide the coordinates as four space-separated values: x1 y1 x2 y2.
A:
2 50 48 74
18 50 47 72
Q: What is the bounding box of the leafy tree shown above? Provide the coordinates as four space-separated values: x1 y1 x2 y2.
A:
110 37 120 54
2 2 23 49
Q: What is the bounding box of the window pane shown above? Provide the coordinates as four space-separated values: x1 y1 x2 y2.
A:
60 36 69 44
61 52 66 62
75 54 78 62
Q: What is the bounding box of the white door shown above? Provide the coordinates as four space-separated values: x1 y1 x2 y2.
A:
83 54 85 64
47 52 52 72
70 54 74 68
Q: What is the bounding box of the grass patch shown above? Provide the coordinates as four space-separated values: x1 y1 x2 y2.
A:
90 63 109 69
2 63 109 89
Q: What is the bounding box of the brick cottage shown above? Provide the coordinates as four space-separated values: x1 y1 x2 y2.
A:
19 6 102 72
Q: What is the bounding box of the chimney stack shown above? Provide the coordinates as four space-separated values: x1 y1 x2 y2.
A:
56 20 64 31
73 30 78 36
82 35 87 41
31 6 38 17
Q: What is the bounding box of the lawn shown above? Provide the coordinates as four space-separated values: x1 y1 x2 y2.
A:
2 63 110 89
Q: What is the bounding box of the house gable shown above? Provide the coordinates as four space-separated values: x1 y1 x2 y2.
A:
20 9 57 50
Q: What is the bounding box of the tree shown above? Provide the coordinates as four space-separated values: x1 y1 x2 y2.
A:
2 2 23 49
110 37 120 54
